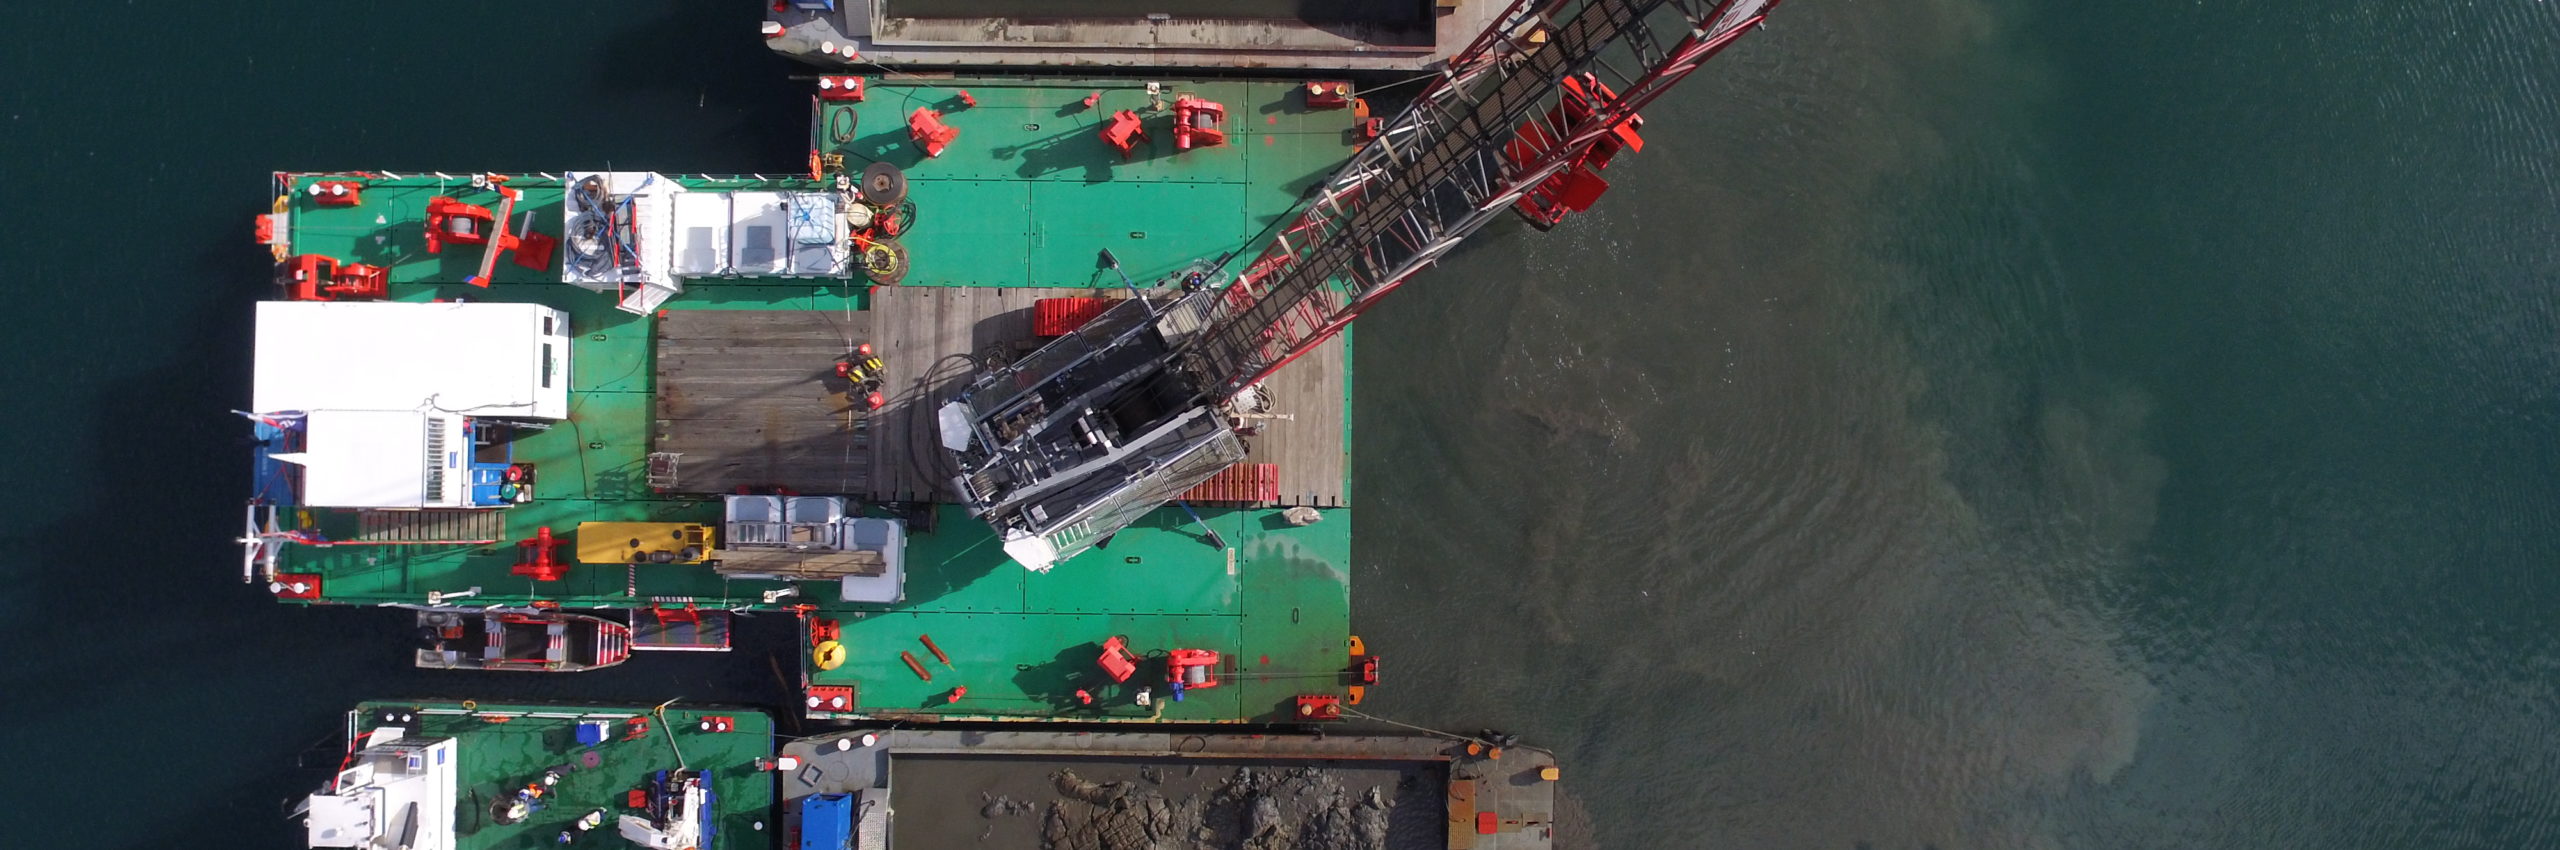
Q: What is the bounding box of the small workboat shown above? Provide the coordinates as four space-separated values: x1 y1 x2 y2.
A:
414 610 629 672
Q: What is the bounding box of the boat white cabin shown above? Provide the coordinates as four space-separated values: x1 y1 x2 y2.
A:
253 300 572 420
303 727 457 850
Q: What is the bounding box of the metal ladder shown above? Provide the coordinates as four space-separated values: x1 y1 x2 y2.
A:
354 509 504 543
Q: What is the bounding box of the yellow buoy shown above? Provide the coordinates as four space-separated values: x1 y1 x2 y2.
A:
813 640 847 671
1539 766 1561 782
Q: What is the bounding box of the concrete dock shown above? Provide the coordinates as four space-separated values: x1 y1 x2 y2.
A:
765 1 1506 72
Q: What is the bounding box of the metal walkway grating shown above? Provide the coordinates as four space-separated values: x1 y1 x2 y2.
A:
353 509 505 544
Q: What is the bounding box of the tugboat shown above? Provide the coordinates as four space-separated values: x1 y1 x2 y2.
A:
414 610 629 672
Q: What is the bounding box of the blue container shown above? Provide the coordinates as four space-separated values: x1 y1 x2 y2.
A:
799 794 854 850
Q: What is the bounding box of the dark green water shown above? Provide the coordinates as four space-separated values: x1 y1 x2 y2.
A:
4 2 2555 848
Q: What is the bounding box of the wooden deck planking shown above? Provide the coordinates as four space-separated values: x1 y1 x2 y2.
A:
654 310 873 496
1241 332 1348 507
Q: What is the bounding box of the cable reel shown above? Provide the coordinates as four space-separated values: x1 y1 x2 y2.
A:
859 162 908 206
860 240 909 285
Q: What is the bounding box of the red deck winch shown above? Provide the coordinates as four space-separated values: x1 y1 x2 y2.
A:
423 180 560 286
424 195 498 253
280 254 388 301
1166 648 1222 690
512 526 569 582
1173 95 1227 150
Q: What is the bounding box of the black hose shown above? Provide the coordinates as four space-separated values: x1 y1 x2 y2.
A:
567 176 615 276
827 107 858 144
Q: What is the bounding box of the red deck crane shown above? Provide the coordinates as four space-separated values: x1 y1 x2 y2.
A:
1188 0 1784 396
945 0 1788 570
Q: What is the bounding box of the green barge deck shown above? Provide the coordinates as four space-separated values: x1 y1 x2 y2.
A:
249 77 1369 724
308 701 776 850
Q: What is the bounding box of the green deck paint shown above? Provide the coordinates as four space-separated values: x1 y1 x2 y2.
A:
270 78 1361 724
344 701 776 850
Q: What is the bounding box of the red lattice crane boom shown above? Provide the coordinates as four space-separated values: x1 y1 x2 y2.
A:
943 0 1785 570
1179 0 1783 397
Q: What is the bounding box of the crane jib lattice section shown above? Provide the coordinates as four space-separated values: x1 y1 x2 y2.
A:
1177 0 1781 397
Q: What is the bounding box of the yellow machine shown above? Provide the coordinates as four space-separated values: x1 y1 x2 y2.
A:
574 522 713 565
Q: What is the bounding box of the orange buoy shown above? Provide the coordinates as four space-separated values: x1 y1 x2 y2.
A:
946 686 968 703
